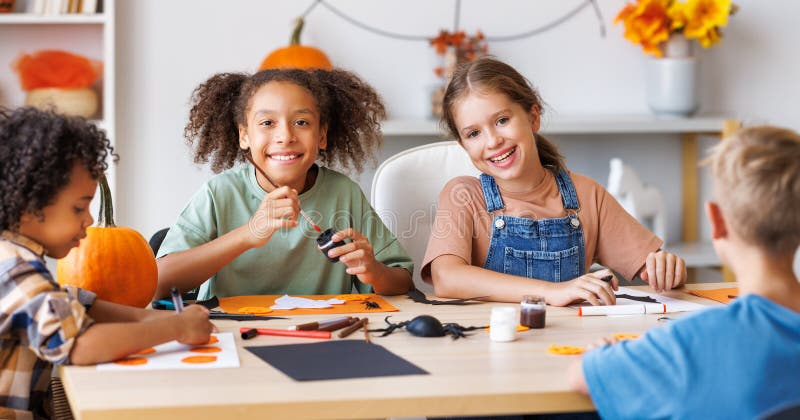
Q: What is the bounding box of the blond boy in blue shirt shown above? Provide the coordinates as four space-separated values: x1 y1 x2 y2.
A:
569 126 800 419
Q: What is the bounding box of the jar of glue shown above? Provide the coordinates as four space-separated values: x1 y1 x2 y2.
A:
489 306 518 342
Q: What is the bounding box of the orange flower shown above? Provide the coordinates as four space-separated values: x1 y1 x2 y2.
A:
615 0 672 57
682 0 731 47
615 0 736 56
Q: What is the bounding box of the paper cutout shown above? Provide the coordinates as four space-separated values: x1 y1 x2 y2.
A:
114 357 148 366
190 346 221 353
135 347 156 355
547 345 586 355
613 333 641 341
688 287 739 304
218 294 398 315
335 294 371 301
97 333 239 371
205 336 219 344
407 288 487 305
270 295 345 310
182 355 217 364
575 287 707 316
237 306 273 314
485 325 530 332
246 340 428 381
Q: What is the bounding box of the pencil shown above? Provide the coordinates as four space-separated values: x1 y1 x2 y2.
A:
288 316 351 331
170 287 183 313
318 317 358 332
337 317 368 338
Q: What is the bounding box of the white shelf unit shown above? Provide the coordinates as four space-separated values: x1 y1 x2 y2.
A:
381 115 731 137
0 0 115 205
380 115 738 273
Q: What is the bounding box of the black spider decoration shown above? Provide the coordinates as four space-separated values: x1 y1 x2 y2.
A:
369 315 486 340
362 300 381 310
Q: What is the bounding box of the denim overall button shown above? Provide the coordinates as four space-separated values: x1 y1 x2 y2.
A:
494 218 506 229
570 217 581 228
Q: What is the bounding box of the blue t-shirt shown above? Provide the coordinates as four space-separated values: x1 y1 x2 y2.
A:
583 294 800 419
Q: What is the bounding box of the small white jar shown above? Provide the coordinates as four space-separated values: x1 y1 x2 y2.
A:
489 306 518 342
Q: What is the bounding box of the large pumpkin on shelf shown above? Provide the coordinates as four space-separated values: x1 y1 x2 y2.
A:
57 174 157 308
259 18 332 71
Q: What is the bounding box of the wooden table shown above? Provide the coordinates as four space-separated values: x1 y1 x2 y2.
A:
60 283 730 419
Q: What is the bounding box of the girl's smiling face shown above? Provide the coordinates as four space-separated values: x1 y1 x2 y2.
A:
239 81 328 193
453 89 544 192
18 163 97 258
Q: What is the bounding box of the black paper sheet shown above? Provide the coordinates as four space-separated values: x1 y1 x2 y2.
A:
246 340 428 381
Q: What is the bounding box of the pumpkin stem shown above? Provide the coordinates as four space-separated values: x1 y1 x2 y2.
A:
290 17 304 46
97 172 115 228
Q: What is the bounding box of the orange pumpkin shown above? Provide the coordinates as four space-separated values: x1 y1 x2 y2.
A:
258 18 332 71
57 174 157 308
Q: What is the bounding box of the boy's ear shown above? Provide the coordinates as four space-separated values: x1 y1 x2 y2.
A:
529 106 541 133
705 201 728 240
319 125 328 151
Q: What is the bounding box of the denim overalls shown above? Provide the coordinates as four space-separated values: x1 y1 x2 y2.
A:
481 169 586 282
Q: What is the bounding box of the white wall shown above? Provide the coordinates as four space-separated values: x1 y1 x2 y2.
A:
115 0 800 246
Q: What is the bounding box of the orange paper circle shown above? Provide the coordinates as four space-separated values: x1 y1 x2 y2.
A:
485 325 530 332
204 336 219 344
181 355 217 364
613 333 641 341
190 346 222 353
547 345 586 355
114 357 148 366
237 306 272 314
135 347 156 355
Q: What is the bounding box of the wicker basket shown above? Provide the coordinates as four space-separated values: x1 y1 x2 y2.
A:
25 88 98 118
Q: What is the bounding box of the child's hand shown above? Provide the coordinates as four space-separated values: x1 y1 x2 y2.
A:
587 336 620 351
176 305 215 345
545 269 618 307
327 228 381 284
247 186 300 247
639 250 686 293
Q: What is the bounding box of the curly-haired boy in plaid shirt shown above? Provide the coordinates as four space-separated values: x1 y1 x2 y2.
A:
0 107 214 419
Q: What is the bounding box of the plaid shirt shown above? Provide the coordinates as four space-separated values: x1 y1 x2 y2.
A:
0 231 96 419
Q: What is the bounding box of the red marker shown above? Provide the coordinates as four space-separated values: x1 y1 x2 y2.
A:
239 327 331 340
243 153 322 232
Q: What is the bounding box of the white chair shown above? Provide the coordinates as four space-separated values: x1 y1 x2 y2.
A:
371 141 480 293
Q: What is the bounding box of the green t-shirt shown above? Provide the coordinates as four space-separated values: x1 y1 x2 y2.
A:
157 165 413 299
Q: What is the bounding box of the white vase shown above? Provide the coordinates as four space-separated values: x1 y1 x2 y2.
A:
645 36 698 117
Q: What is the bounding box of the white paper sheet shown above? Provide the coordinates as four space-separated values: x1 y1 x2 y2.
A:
96 332 239 371
269 295 345 310
575 287 708 316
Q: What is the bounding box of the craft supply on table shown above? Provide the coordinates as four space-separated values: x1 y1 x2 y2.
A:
406 288 487 305
288 316 351 331
575 287 707 316
317 316 358 332
687 287 739 304
489 307 518 342
218 294 398 316
239 327 331 340
338 317 369 338
97 333 239 371
520 295 546 329
547 344 586 355
370 315 486 339
316 228 346 262
245 340 428 381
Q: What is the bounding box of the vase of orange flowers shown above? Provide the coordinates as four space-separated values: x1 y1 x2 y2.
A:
616 0 737 117
429 30 488 118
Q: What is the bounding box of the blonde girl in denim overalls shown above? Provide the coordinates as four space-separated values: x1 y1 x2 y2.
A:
428 57 687 306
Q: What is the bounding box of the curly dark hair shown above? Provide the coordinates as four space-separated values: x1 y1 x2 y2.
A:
0 107 116 231
184 68 386 173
